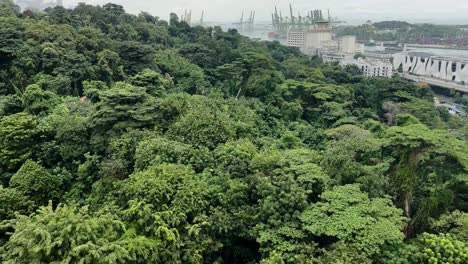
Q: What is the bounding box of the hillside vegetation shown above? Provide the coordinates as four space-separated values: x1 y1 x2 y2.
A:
0 1 467 263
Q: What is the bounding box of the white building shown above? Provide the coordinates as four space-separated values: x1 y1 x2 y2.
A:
323 54 393 78
287 31 305 48
339 35 356 54
353 58 393 78
355 43 365 54
393 53 468 83
322 53 349 63
286 21 334 53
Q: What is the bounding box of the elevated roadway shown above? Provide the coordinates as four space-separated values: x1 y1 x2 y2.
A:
400 73 468 93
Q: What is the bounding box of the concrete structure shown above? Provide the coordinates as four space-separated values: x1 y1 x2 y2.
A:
323 54 393 78
354 57 393 78
322 52 348 63
440 103 466 117
303 22 333 50
339 35 357 54
376 29 397 34
287 31 305 48
355 43 365 54
400 73 468 93
364 51 393 61
286 20 336 56
393 53 468 83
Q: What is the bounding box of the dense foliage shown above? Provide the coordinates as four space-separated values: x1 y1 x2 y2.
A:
337 20 463 42
0 1 467 263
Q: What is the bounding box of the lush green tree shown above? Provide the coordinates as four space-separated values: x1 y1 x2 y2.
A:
384 122 468 235
53 51 94 96
430 210 468 241
168 101 236 149
134 136 212 173
321 125 389 197
9 160 62 205
317 242 373 264
90 82 161 134
0 0 20 17
217 52 284 98
39 99 91 163
400 97 444 128
135 22 169 45
31 73 72 96
252 148 328 262
117 163 221 263
103 129 156 179
301 184 405 257
274 80 354 126
213 139 257 178
411 233 468 264
177 43 217 69
83 80 109 102
155 49 209 94
0 185 34 220
21 84 58 115
0 94 22 116
129 69 168 96
96 49 125 87
1 204 134 264
281 57 325 83
0 17 24 93
118 41 156 75
0 112 38 175
0 3 466 262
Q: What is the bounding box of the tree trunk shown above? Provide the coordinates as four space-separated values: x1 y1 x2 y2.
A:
73 79 79 96
235 86 242 99
403 191 413 237
404 191 412 217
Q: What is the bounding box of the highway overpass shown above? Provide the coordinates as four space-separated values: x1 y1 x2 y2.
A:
400 73 468 93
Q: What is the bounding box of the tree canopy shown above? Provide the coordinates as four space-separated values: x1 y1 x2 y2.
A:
0 2 466 263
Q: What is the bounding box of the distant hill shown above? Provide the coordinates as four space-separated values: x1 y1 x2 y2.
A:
373 21 412 29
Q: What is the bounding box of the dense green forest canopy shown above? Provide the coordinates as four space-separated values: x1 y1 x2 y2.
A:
0 1 467 263
337 20 465 41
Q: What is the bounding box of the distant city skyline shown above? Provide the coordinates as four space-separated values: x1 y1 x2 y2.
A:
21 0 468 25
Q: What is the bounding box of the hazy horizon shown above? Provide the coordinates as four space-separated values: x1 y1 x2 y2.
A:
53 0 468 25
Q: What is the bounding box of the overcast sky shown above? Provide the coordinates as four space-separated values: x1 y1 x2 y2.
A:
66 0 468 25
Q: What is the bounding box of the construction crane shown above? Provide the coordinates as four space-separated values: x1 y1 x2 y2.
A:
271 4 330 34
181 10 192 25
236 10 255 31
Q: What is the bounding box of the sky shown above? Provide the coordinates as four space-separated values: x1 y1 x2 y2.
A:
65 0 468 25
